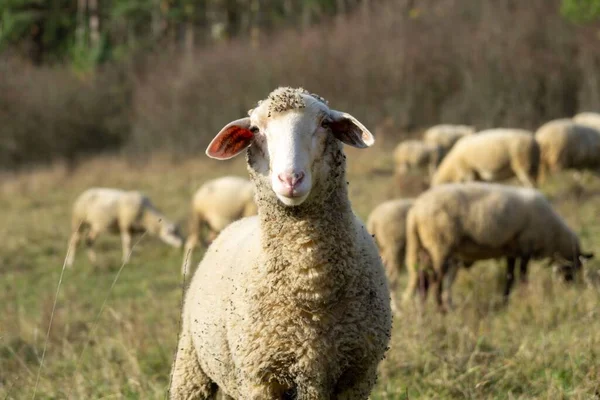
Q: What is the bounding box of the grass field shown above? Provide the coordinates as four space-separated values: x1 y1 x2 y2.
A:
1 146 599 399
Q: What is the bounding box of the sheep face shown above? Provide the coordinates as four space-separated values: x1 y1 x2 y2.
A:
206 87 374 206
159 222 184 248
553 251 594 282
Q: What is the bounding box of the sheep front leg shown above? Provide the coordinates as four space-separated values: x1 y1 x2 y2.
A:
85 230 99 266
169 327 217 400
120 230 132 264
519 256 530 285
66 231 81 268
182 234 199 276
335 364 378 400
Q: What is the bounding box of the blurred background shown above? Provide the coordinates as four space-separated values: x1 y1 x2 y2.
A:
1 0 600 171
2 1 600 398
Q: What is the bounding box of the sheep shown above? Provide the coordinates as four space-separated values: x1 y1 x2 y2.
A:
366 198 414 290
402 182 594 311
182 175 257 276
392 140 443 177
573 112 600 132
169 87 392 400
431 128 540 188
422 124 475 154
535 118 600 181
65 188 183 267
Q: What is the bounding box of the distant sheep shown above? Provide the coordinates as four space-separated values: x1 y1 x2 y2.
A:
393 140 443 177
432 128 540 188
182 176 257 275
535 118 600 180
66 188 183 267
367 198 414 290
573 112 600 132
170 87 392 399
423 124 475 154
403 182 594 311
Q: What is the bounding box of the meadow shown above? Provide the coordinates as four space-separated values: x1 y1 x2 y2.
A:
1 142 599 399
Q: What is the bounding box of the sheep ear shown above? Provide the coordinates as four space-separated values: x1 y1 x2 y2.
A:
328 110 375 148
206 118 253 160
580 251 594 261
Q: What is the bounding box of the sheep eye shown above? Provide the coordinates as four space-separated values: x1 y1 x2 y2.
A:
249 126 260 134
320 119 332 129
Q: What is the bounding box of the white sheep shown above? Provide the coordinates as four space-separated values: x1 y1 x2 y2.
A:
182 175 257 276
65 188 183 267
402 182 594 311
366 198 414 290
392 140 442 177
169 87 392 399
573 111 600 132
422 124 475 154
431 128 540 188
535 118 600 181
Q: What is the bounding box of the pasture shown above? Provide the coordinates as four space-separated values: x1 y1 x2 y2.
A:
1 146 599 399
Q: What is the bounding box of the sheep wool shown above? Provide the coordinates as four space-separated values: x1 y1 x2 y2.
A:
170 87 392 400
535 118 600 180
403 182 593 309
431 128 540 188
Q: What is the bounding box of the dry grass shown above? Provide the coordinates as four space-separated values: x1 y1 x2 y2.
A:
1 147 600 399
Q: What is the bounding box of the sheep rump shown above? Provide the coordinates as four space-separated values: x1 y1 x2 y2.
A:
535 118 600 179
182 175 257 275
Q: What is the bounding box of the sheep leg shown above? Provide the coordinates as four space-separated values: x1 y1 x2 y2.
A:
443 260 460 310
335 364 378 400
519 256 530 285
182 234 199 276
515 169 536 188
503 257 517 302
85 230 99 266
120 230 132 264
66 231 81 268
432 264 448 313
169 328 217 400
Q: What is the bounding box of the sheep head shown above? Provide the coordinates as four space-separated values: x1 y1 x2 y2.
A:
206 87 374 206
159 221 184 249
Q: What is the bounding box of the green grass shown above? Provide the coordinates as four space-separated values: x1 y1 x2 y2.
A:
1 150 600 399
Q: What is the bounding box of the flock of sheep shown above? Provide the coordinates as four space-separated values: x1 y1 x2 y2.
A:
63 87 599 399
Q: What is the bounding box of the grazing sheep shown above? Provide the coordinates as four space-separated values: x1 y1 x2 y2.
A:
169 87 392 400
366 199 414 290
402 182 594 311
65 188 183 267
182 176 257 276
535 118 600 181
393 140 443 177
431 128 540 188
573 112 600 132
423 124 475 154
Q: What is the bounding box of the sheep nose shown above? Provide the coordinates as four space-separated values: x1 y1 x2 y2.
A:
278 171 305 188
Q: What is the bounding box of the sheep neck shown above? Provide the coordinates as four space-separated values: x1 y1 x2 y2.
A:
249 150 358 310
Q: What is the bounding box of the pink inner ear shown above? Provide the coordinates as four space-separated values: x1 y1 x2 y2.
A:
207 126 254 159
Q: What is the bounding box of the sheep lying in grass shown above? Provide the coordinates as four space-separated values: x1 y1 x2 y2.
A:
393 140 442 177
169 87 392 399
573 112 600 132
431 128 540 188
423 124 475 154
66 188 183 267
402 182 594 311
182 175 257 276
535 119 600 181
